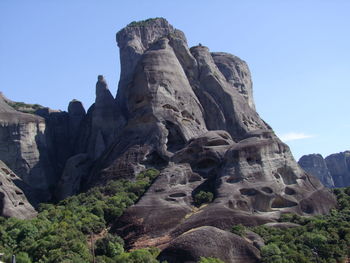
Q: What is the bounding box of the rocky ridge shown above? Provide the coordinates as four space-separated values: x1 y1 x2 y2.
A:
0 18 337 262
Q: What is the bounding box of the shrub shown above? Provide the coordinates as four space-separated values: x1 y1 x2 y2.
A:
231 224 246 236
194 191 213 206
198 257 224 263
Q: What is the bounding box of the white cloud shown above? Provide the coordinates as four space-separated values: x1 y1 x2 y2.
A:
279 132 315 142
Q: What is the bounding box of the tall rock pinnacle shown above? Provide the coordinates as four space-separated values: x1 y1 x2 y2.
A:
66 18 335 261
0 18 335 262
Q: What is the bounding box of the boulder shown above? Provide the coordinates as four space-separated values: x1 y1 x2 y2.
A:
158 226 260 263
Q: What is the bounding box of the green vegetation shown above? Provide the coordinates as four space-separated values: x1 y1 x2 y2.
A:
127 17 165 27
7 101 44 114
198 257 224 263
231 224 246 237
0 169 160 263
194 191 214 206
235 187 350 263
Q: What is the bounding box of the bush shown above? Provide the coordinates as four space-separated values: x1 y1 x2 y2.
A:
194 191 213 206
0 169 160 263
231 224 246 236
198 257 224 263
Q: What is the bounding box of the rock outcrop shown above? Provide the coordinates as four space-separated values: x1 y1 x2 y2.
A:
79 18 334 260
298 154 335 187
0 160 36 219
0 17 338 262
299 151 350 188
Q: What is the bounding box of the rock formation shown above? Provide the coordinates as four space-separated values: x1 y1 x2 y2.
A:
0 18 338 262
298 154 335 187
299 151 350 188
74 18 334 261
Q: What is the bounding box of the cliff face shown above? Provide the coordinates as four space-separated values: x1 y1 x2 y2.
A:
0 94 54 202
0 18 337 262
299 151 350 188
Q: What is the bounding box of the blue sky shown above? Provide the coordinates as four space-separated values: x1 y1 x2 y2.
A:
1 0 350 160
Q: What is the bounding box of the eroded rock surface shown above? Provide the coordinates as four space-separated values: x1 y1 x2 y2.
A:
95 18 336 259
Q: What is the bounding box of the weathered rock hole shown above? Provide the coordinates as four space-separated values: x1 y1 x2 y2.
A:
261 187 273 194
165 197 177 202
169 193 186 198
1 168 10 174
236 200 250 211
162 104 179 112
240 188 257 196
206 139 230 146
155 188 165 193
285 187 296 195
165 121 186 153
247 157 261 165
301 204 314 214
18 202 24 206
271 196 298 208
15 190 23 195
226 177 241 184
10 174 16 178
219 133 230 140
188 173 202 182
194 159 218 170
135 98 144 104
273 173 280 179
141 151 168 168
277 167 297 185
181 110 194 120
